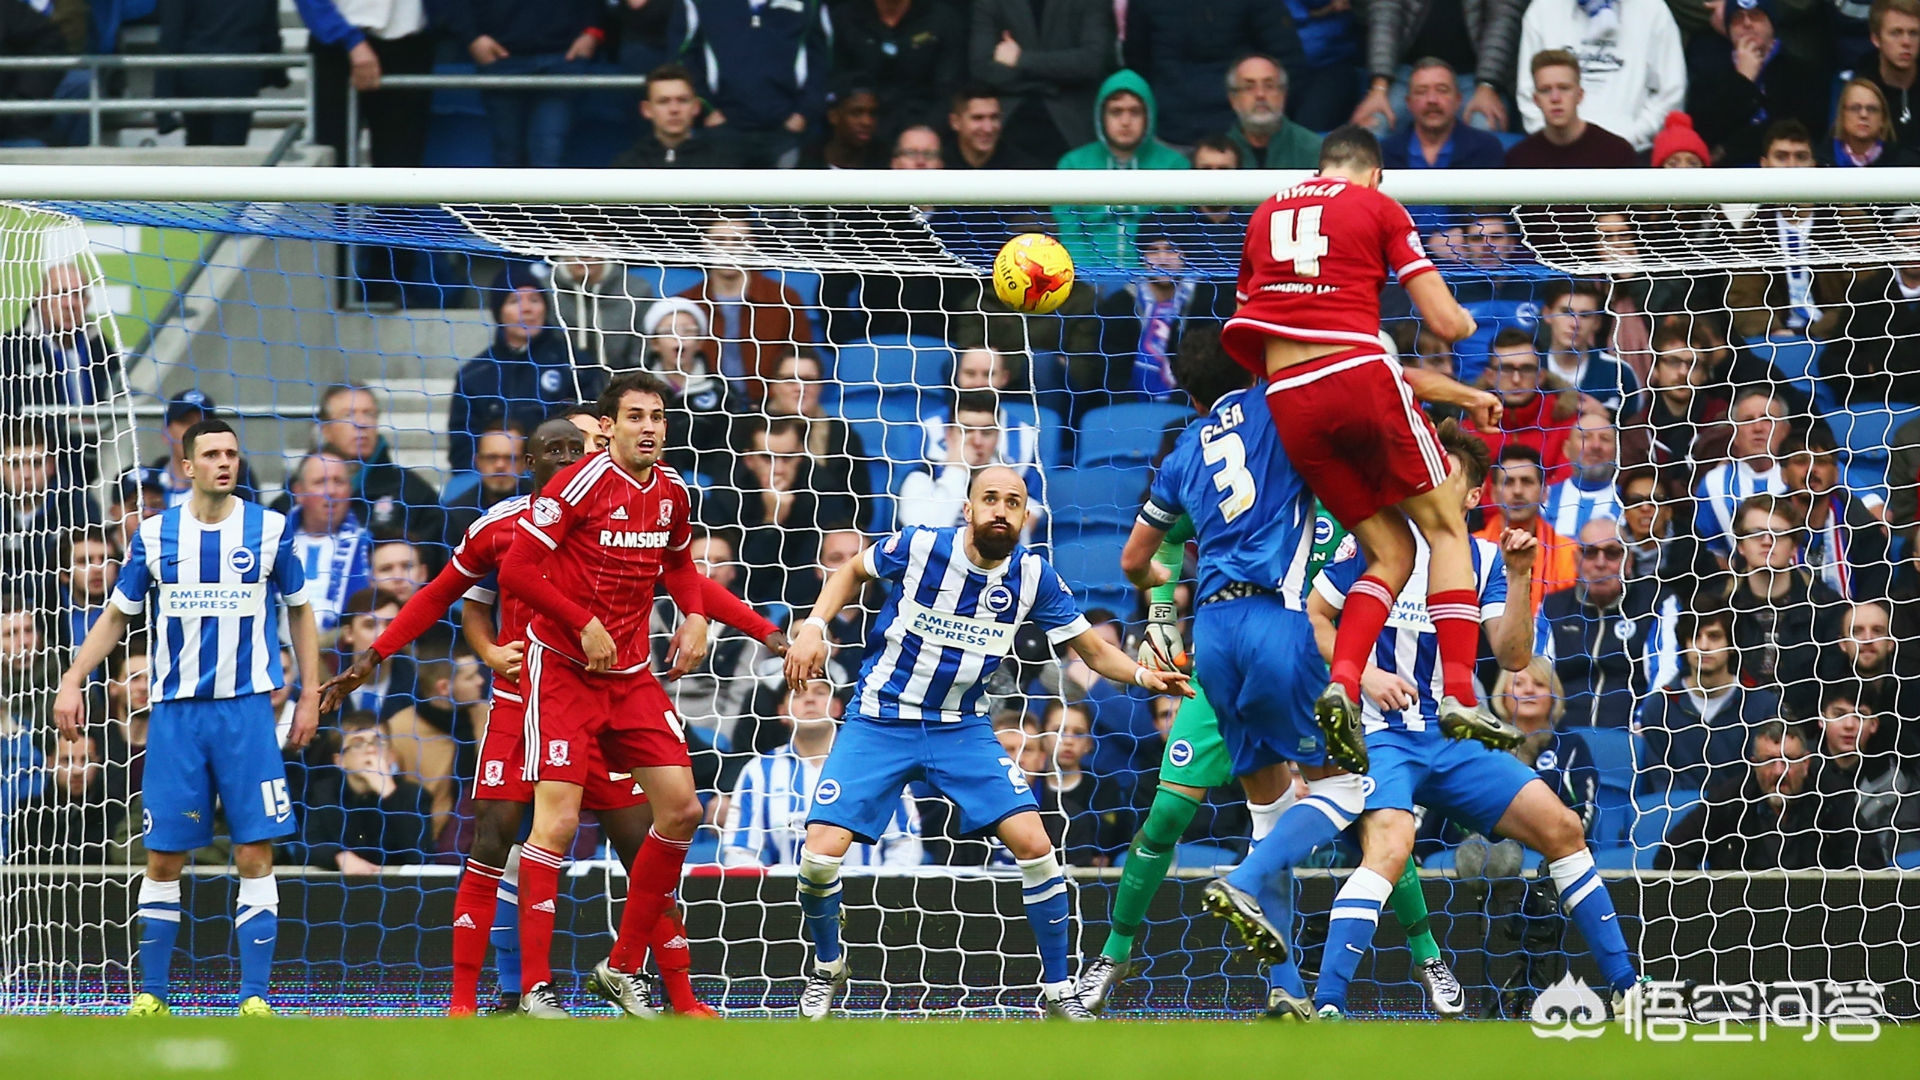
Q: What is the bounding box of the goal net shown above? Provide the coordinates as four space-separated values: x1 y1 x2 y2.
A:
0 166 1914 1020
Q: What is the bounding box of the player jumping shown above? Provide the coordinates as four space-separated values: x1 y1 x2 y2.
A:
1221 125 1503 773
318 413 785 1016
782 466 1191 1021
1086 331 1462 1019
1304 423 1647 1020
55 418 323 1016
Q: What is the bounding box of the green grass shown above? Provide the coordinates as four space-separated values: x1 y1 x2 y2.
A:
0 1015 1911 1080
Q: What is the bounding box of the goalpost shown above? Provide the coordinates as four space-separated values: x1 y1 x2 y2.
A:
0 166 1916 1019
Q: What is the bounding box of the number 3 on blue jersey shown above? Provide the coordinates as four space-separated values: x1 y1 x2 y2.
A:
1203 432 1257 523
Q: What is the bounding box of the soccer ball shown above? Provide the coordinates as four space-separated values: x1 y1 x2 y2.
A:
992 233 1075 315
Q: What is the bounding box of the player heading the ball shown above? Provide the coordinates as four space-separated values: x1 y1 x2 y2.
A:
782 465 1190 1021
1219 125 1511 773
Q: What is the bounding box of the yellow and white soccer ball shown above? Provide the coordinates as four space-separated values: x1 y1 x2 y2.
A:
992 233 1075 315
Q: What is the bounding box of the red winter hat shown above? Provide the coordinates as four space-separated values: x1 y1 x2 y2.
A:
1651 112 1710 167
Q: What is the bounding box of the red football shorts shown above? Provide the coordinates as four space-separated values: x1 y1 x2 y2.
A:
522 635 691 786
1264 348 1450 528
474 688 649 811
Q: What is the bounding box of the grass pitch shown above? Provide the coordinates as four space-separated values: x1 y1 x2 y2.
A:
2 1015 1911 1080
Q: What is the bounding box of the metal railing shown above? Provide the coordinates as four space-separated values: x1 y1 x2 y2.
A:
0 54 313 148
344 72 648 167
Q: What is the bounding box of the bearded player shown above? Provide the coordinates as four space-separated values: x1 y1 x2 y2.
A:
782 466 1191 1020
318 413 785 1016
494 371 713 1018
1221 126 1500 772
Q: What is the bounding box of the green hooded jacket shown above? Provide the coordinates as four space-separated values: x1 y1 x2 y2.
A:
1053 69 1191 269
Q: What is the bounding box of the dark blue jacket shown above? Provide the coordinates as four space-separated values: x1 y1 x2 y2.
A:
671 0 833 134
446 329 582 473
1380 121 1508 170
1121 0 1305 146
434 0 603 54
1636 679 1781 798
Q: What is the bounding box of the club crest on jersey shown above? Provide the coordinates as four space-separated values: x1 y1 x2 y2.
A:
1537 750 1558 772
546 740 571 767
658 500 674 526
1169 739 1195 768
532 497 562 527
540 369 564 394
982 583 1015 614
483 760 504 786
1313 517 1335 545
227 546 256 575
814 779 842 805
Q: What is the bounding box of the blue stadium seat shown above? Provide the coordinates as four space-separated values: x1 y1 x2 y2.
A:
1171 842 1241 869
629 265 706 300
1047 466 1150 528
1742 337 1823 395
1631 788 1703 869
1421 846 1543 874
1452 297 1539 385
1895 849 1920 871
1578 727 1644 849
1049 524 1135 611
1827 404 1920 466
1076 402 1192 466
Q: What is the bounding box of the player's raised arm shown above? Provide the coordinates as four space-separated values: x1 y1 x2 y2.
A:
1490 527 1540 671
319 559 481 712
1402 267 1477 343
1063 625 1192 698
498 521 611 669
1402 366 1502 432
699 576 788 655
784 545 878 690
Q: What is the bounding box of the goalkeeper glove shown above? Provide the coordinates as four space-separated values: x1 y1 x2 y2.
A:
1138 603 1188 672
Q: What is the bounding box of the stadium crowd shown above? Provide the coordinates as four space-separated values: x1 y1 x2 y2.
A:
0 0 1918 953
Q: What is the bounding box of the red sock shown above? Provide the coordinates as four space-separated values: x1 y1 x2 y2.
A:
450 859 504 1014
1428 588 1482 706
1330 575 1396 700
515 844 566 991
609 829 691 974
649 905 700 1013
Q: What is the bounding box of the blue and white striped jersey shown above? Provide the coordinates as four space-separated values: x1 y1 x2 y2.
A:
112 500 309 702
1542 474 1622 539
720 745 921 868
1140 386 1318 607
1693 459 1786 558
855 526 1090 723
1313 534 1506 733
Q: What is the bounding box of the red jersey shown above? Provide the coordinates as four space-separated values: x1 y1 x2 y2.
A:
515 451 697 673
448 494 535 697
1222 177 1436 374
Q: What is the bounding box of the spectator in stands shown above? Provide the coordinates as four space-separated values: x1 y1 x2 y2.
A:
1809 682 1893 804
1478 444 1580 613
1619 466 1711 608
0 0 69 147
654 528 780 749
1825 206 1920 406
1693 388 1789 565
1096 216 1233 399
1036 700 1128 867
944 85 1036 169
721 687 921 867
898 390 1047 536
106 468 165 555
970 0 1115 164
1658 720 1882 869
550 257 655 371
919 348 1044 477
889 125 945 169
1538 281 1639 416
1220 54 1321 170
1352 0 1519 137
307 383 444 549
369 540 427 605
1650 110 1711 167
156 0 284 146
1539 516 1679 727
1543 411 1622 538
331 587 413 720
1121 5 1307 147
9 732 115 865
147 391 256 507
1781 430 1891 601
1814 600 1920 757
1490 659 1598 841
448 264 578 474
732 416 854 610
1726 122 1858 341
1636 608 1779 795
641 297 740 487
1685 0 1830 166
445 0 603 168
296 0 432 176
804 85 882 170
1841 0 1920 150
671 0 832 168
1057 608 1155 784
0 420 96 603
1478 329 1578 483
1506 49 1639 168
55 525 117 654
1053 70 1190 268
1824 77 1907 167
612 63 738 168
1632 318 1733 491
1720 495 1845 717
1516 0 1686 151
442 425 526 548
385 648 486 839
284 450 373 636
762 348 871 517
303 710 433 871
834 0 966 133
0 263 118 414
1382 58 1508 175
676 215 817 400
